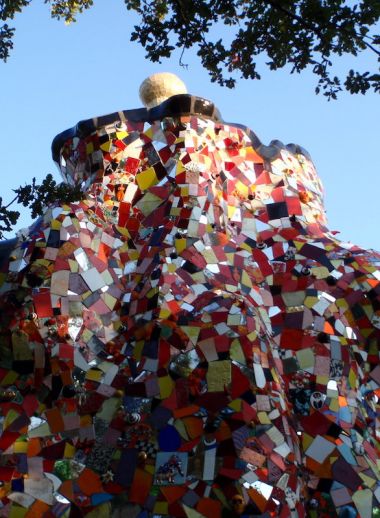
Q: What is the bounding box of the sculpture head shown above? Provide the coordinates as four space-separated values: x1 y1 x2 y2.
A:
52 73 327 235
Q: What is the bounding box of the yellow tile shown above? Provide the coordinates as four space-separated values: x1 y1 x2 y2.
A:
136 167 158 190
311 267 330 279
158 376 174 399
68 259 78 272
302 432 314 450
167 263 177 272
116 131 128 140
236 181 248 196
134 340 144 361
143 127 153 139
207 361 231 392
63 442 76 458
358 472 376 488
228 399 242 412
86 142 94 155
14 440 28 453
257 412 271 424
229 339 246 364
115 226 131 238
103 293 117 310
159 308 171 319
9 504 28 518
50 219 62 230
241 270 252 288
304 296 319 308
154 502 169 514
174 419 189 440
147 287 158 299
175 238 187 253
348 368 358 389
100 141 111 152
145 464 155 475
1 370 18 386
316 375 329 386
270 367 280 383
181 326 200 346
4 409 20 429
329 398 339 412
85 369 102 382
176 161 186 175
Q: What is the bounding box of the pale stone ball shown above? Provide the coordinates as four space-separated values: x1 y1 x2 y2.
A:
139 72 188 109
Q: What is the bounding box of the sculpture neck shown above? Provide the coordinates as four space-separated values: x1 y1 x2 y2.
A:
84 166 327 247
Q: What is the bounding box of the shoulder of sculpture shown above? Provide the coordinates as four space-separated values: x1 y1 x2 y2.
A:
215 120 312 162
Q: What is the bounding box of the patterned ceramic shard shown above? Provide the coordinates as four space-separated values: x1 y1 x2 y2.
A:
0 73 379 518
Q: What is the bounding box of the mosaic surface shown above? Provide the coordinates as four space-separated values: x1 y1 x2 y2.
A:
0 83 379 518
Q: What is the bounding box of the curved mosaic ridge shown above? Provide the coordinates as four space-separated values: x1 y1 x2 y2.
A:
52 95 221 164
52 94 310 171
0 97 378 518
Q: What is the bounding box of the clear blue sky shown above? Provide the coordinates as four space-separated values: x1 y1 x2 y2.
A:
1 0 379 249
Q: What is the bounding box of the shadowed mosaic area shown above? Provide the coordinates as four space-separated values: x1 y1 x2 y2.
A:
0 76 379 518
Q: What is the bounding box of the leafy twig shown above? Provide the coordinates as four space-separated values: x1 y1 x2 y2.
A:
0 174 82 240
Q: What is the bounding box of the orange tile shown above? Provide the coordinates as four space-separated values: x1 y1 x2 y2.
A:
59 480 74 502
129 468 153 505
25 501 49 518
247 488 267 513
182 416 204 439
45 407 64 433
173 405 200 419
77 468 104 495
26 438 41 457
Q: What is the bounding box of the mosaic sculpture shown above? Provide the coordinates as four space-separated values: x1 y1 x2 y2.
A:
0 73 379 518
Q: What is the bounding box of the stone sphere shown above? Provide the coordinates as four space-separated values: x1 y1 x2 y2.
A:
139 72 187 109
